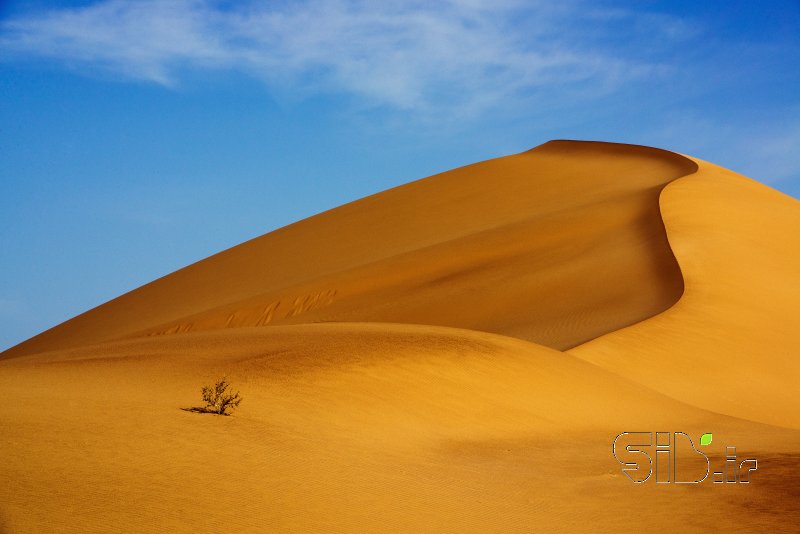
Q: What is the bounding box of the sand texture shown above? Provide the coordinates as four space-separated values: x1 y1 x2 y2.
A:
1 140 798 533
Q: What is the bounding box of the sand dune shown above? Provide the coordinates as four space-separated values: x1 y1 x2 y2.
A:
570 157 800 429
2 324 798 533
1 140 799 532
2 141 694 356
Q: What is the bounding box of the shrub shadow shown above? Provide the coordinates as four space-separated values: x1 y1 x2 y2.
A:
180 406 231 416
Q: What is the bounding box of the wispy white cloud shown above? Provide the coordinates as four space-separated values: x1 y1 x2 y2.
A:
1 0 233 85
0 0 683 114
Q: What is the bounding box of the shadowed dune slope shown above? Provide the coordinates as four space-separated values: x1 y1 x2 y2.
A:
570 158 800 429
1 140 696 358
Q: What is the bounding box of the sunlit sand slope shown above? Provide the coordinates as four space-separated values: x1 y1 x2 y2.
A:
2 141 694 357
2 141 800 533
570 159 800 429
1 324 798 533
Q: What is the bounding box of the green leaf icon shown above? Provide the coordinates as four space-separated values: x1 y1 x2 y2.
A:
700 433 713 446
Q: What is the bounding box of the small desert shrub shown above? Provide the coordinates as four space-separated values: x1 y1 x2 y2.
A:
201 377 242 415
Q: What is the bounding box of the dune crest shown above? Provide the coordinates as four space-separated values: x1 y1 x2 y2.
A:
2 140 695 358
570 157 800 428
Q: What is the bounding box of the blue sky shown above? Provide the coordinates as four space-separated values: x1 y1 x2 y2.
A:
1 0 799 351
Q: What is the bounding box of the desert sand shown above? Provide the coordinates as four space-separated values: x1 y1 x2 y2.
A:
1 140 798 533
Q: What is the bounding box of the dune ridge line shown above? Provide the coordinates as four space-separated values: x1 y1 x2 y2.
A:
3 140 700 358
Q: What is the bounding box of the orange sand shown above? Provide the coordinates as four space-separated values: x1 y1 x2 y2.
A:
1 141 798 533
